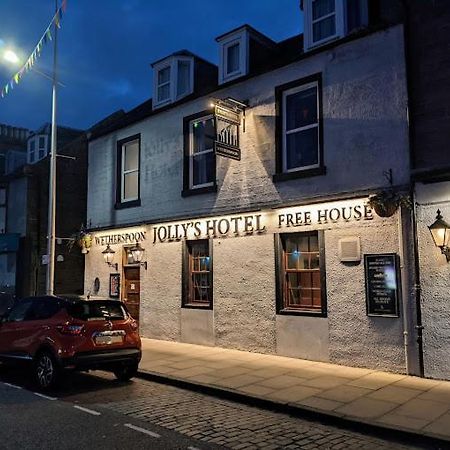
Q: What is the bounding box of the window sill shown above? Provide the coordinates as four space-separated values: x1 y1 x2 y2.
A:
182 184 217 198
114 199 141 210
273 166 326 183
182 304 213 310
277 308 327 318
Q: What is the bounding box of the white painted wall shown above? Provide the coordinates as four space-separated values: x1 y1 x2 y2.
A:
85 199 406 373
415 182 450 380
87 26 409 230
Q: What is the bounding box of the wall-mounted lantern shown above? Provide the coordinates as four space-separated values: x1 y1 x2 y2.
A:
428 210 450 262
130 242 148 270
102 244 118 271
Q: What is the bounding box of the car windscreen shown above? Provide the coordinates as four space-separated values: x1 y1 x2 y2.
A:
67 301 127 321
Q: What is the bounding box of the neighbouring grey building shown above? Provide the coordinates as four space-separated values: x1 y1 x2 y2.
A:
85 1 427 377
405 0 450 381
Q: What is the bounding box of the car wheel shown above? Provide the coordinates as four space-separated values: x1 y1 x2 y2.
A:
113 363 138 382
34 351 59 390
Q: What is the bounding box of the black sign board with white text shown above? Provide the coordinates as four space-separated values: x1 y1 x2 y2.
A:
364 253 400 317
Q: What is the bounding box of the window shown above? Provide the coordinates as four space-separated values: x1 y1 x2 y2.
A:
7 299 33 322
217 28 248 85
152 57 193 109
303 0 368 51
177 60 191 98
275 231 327 316
29 297 62 320
274 74 324 181
116 135 140 208
182 111 217 196
183 239 213 309
157 65 171 103
28 139 36 163
312 0 338 44
38 135 46 159
225 41 240 75
0 187 6 233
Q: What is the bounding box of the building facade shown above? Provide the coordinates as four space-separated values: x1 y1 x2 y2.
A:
1 125 87 299
85 1 427 376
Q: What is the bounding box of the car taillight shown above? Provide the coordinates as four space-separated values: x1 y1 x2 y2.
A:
57 324 84 336
130 320 138 331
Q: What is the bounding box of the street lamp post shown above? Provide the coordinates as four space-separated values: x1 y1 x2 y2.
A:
46 0 59 296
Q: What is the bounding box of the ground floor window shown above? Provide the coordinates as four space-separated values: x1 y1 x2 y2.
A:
275 231 327 316
182 239 213 309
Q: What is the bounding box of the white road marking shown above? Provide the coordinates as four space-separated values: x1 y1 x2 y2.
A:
3 383 22 389
188 447 201 450
73 405 101 416
33 392 57 400
124 423 160 438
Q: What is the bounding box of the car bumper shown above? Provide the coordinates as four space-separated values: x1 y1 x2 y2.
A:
60 348 141 370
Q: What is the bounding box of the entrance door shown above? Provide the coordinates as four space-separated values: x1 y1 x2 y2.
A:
122 267 140 322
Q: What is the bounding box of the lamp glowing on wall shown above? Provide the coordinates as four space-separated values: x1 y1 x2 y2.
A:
130 242 147 270
102 245 118 271
428 210 450 262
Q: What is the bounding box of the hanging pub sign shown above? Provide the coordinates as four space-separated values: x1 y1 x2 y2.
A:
214 98 246 161
364 253 400 317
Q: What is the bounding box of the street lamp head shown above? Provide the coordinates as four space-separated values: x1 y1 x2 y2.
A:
3 49 19 65
428 209 450 262
102 244 115 265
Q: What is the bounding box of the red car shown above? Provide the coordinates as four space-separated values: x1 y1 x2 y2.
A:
0 296 141 389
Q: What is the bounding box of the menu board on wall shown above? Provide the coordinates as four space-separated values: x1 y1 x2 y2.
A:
364 253 400 317
109 273 120 298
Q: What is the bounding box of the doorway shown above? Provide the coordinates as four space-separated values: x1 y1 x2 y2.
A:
122 248 140 322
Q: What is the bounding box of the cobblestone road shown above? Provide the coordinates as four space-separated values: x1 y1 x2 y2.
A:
56 372 429 450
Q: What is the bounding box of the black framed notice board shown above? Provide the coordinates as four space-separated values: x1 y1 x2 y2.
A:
109 273 120 298
364 253 400 318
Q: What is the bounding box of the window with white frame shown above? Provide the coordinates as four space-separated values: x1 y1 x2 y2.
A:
217 28 248 85
117 135 140 205
38 135 46 159
156 65 171 104
303 0 368 51
153 57 193 109
189 116 215 189
282 81 320 173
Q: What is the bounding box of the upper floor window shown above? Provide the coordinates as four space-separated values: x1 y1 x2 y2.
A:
157 66 171 104
217 29 248 85
275 231 327 316
274 74 324 182
152 56 194 109
116 135 140 208
182 111 217 197
38 135 47 159
303 0 368 51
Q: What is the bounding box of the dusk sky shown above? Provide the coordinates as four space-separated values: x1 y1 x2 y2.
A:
0 1 303 132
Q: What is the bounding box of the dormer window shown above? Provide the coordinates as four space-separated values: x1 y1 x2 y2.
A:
216 25 275 86
217 29 248 85
303 0 368 51
152 55 194 109
156 66 171 103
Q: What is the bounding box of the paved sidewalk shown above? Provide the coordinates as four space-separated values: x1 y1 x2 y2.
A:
138 338 450 443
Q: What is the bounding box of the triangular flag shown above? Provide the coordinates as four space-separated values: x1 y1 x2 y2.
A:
46 29 52 41
14 74 19 84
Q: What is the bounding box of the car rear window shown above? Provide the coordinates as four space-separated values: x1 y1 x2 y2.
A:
67 301 127 321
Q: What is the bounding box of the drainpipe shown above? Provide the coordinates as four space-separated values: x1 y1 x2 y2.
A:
401 0 425 377
411 195 425 377
397 205 409 374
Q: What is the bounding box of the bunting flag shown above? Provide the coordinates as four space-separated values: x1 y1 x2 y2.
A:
1 1 67 99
